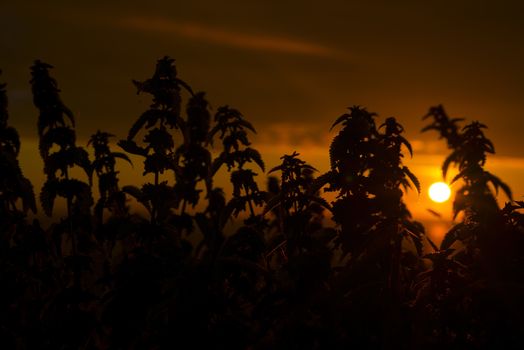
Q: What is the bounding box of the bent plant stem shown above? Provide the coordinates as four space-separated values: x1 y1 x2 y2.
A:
244 185 255 218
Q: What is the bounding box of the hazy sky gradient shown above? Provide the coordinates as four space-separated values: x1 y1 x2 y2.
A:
2 0 524 227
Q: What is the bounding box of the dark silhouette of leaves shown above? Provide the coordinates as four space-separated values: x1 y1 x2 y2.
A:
402 166 420 194
117 139 148 156
122 185 152 214
0 71 36 216
31 60 75 136
3 59 524 350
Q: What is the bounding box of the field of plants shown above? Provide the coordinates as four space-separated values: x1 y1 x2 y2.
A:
1 57 523 349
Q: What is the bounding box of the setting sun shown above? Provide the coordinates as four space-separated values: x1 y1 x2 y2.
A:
428 182 451 203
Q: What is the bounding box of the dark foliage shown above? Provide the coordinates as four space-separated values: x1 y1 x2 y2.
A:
0 71 36 220
417 106 524 348
210 105 266 225
89 130 131 224
0 60 523 349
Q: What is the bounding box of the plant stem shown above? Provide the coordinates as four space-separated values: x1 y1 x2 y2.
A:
151 171 159 225
244 186 255 217
65 169 80 288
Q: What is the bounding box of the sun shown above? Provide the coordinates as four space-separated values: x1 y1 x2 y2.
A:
428 182 451 203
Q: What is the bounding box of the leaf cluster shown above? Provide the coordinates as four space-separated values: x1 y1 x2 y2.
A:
0 72 36 217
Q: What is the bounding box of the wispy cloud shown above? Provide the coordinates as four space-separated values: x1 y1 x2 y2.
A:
117 16 346 59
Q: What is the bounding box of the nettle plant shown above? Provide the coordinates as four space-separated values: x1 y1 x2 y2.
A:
118 56 194 231
31 61 93 219
316 107 423 264
422 105 512 250
0 71 36 221
209 106 266 226
88 130 131 224
265 152 332 259
31 60 93 289
311 106 425 346
173 92 213 214
413 105 524 348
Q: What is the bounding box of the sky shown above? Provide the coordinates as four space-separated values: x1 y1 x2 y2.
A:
1 0 524 235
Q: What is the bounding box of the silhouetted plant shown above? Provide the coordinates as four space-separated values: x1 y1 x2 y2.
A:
0 70 36 220
265 152 332 257
411 243 471 347
173 92 212 207
375 117 423 283
0 70 40 349
118 56 193 228
170 92 213 236
315 107 422 259
209 106 266 225
87 129 137 270
31 61 92 216
312 106 424 347
419 106 524 347
422 108 512 247
89 130 131 223
30 60 95 349
422 104 463 149
255 153 337 349
31 60 93 270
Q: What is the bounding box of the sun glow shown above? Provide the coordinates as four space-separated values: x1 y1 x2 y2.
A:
428 182 451 203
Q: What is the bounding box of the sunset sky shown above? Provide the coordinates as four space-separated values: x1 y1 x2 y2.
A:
1 0 523 233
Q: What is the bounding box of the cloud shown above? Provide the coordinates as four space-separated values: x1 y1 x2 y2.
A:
116 16 346 58
255 122 330 147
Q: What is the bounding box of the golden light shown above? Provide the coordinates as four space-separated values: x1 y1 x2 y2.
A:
428 182 451 203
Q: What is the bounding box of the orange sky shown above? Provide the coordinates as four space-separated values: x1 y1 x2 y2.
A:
3 1 524 239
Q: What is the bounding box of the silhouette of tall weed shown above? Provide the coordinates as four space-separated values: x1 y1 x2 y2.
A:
28 60 97 348
0 71 36 220
209 106 266 224
416 105 524 347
